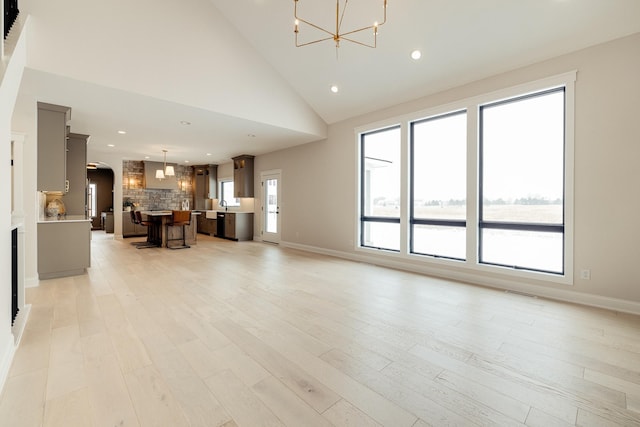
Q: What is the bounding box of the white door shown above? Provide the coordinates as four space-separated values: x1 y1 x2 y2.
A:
261 170 281 244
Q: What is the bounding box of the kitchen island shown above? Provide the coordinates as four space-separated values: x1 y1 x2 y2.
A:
140 211 199 248
37 215 91 279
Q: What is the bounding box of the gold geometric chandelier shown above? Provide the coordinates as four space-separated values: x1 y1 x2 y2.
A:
293 0 388 49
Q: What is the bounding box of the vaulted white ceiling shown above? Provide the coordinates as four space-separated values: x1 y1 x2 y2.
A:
12 0 640 166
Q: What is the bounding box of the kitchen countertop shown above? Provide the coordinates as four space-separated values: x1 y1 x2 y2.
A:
199 210 254 214
38 215 91 223
204 210 254 219
140 210 201 216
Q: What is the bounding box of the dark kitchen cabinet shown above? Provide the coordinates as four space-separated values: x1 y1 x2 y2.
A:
122 212 147 237
232 155 254 198
196 213 216 235
193 165 217 210
101 212 114 233
223 212 253 241
224 213 235 240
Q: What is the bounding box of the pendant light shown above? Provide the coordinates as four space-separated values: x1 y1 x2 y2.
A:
156 149 175 179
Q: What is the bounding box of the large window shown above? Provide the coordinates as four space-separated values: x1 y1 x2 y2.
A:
357 72 574 280
410 110 467 260
220 181 240 207
360 126 401 251
479 88 565 274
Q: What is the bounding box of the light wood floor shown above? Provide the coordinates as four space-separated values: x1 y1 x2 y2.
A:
2 231 640 426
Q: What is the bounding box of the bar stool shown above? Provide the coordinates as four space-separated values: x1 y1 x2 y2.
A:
129 211 145 247
131 211 160 249
166 210 191 249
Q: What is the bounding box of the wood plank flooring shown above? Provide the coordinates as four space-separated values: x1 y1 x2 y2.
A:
1 231 640 426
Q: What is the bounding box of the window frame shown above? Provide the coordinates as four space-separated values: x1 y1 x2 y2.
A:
359 125 402 252
478 87 566 275
220 180 240 207
355 71 576 285
409 109 468 261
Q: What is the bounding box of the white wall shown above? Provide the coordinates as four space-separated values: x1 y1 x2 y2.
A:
255 32 640 311
20 0 326 138
0 16 28 391
11 105 36 286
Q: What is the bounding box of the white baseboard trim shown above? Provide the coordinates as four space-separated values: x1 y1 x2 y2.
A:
280 241 640 316
0 333 17 398
0 304 31 396
11 304 31 347
24 276 39 288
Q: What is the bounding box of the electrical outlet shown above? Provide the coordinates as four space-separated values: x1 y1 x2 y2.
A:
580 269 591 280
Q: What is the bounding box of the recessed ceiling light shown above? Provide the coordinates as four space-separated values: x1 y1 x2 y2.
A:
107 144 115 147
180 121 191 125
411 50 422 60
144 156 150 159
206 153 212 156
184 160 190 163
330 85 339 93
117 130 127 134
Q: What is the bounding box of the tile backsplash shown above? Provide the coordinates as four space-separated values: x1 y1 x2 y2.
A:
122 161 194 210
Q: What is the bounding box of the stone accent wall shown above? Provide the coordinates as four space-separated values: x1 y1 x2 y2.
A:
122 160 194 210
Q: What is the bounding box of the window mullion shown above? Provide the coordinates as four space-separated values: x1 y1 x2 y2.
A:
400 122 410 255
466 105 479 265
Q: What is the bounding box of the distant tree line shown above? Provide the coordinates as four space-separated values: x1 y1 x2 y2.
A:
377 197 562 207
420 197 562 206
423 199 465 207
484 197 562 205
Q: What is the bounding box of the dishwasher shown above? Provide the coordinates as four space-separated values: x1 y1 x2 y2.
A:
216 212 225 238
